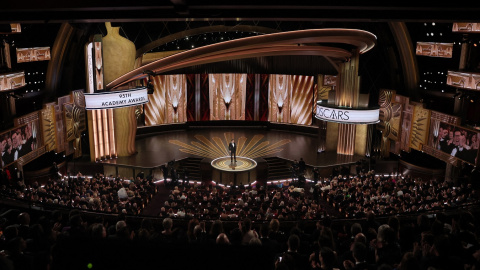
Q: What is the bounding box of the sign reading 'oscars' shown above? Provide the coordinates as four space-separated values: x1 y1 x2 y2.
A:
315 104 379 124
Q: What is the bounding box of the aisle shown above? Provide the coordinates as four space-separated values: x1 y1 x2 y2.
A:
142 182 170 216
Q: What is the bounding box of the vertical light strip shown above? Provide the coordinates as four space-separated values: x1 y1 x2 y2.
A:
102 109 109 158
336 53 360 108
337 123 356 155
96 109 104 159
108 109 116 157
91 110 98 160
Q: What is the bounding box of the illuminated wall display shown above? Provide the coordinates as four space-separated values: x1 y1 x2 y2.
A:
452 22 480 33
16 47 51 63
85 42 95 93
0 71 26 91
416 42 453 58
315 103 379 124
447 71 480 90
84 87 149 110
10 24 21 33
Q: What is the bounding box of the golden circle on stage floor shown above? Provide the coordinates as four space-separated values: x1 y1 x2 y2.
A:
211 156 257 172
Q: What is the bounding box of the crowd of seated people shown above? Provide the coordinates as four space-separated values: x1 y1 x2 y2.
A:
158 182 328 221
1 205 480 270
157 171 477 221
0 173 158 215
317 171 479 218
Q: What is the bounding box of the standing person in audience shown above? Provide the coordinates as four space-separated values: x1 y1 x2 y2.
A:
282 234 309 270
298 158 306 175
159 217 177 244
240 218 258 245
161 165 168 181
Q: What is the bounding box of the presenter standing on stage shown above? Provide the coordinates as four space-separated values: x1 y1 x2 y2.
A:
229 139 237 163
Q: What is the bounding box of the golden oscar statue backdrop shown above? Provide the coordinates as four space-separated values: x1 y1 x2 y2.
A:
209 74 246 120
145 74 187 125
268 74 292 123
102 22 136 156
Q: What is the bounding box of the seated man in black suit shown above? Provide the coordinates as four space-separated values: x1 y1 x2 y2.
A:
228 139 237 163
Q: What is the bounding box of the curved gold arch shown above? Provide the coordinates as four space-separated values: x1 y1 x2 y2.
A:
108 28 377 90
136 25 280 58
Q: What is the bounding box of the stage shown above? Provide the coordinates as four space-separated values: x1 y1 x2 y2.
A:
100 124 365 181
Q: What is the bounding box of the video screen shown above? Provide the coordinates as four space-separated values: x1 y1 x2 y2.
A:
1 121 40 168
145 74 187 125
269 74 314 125
209 74 247 120
433 122 479 165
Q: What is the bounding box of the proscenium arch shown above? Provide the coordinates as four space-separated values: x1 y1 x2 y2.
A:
108 28 377 90
136 25 281 58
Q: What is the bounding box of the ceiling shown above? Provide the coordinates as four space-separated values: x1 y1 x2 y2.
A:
1 2 480 23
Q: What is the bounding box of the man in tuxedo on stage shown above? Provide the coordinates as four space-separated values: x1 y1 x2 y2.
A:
229 139 237 163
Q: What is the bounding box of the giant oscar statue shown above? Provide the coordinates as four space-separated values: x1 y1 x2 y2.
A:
102 22 137 156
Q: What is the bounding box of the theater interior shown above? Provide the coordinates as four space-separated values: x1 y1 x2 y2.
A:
1 2 480 270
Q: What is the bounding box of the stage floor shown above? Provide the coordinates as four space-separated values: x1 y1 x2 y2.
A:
101 126 364 169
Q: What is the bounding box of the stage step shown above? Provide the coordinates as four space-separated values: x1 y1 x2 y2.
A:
264 157 292 180
177 157 202 181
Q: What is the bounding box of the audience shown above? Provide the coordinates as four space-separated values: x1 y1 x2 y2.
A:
0 168 479 270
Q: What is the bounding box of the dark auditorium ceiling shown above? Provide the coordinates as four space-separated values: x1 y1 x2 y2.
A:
1 2 479 23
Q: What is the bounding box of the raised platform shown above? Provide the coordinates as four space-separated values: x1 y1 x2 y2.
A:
211 156 257 172
99 124 365 181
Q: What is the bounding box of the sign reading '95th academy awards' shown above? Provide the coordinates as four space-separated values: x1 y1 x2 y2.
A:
315 104 380 124
84 87 149 110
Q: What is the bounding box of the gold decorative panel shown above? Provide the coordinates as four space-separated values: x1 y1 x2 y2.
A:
337 123 356 155
64 90 86 142
378 89 403 141
41 103 57 152
336 53 359 108
55 95 71 153
409 104 431 151
399 97 413 152
316 74 333 100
